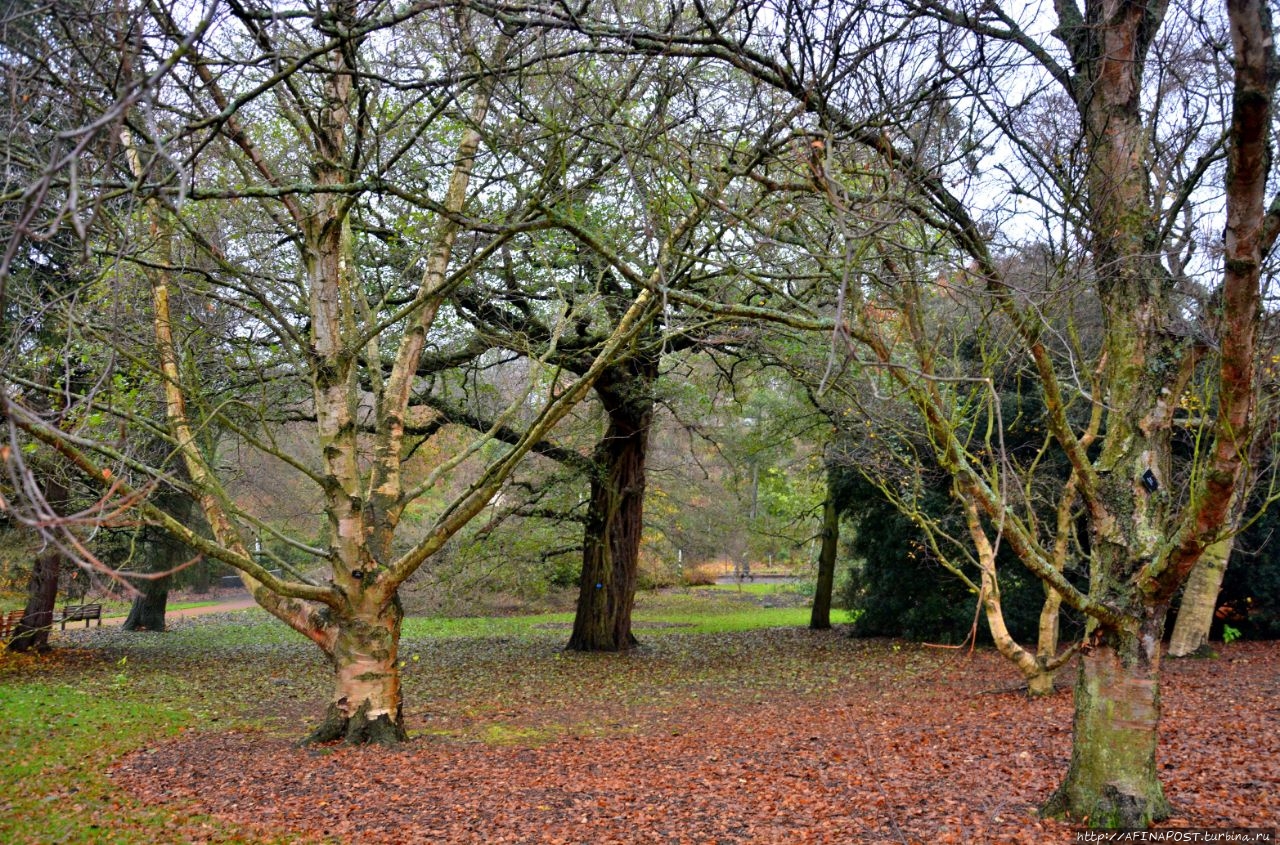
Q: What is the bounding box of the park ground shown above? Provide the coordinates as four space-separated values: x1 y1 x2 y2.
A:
1 585 1277 844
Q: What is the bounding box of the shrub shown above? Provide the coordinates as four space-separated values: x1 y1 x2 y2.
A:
638 552 679 590
680 563 720 587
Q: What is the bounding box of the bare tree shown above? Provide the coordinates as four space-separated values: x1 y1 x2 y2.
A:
6 1 667 743
468 0 1280 827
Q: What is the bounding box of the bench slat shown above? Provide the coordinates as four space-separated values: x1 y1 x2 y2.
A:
0 609 25 641
59 603 103 629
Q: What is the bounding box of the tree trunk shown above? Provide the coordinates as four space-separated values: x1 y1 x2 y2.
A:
809 470 839 630
1028 585 1064 698
568 359 655 652
123 476 193 633
1043 611 1171 827
305 598 407 746
122 576 170 632
1167 536 1233 658
8 475 69 653
7 548 61 653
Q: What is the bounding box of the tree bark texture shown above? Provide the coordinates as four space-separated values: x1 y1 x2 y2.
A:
123 472 199 633
305 598 407 746
122 577 170 633
1029 585 1065 697
8 474 69 653
962 500 1060 697
1043 611 1171 827
568 357 657 652
809 468 839 631
1167 536 1233 657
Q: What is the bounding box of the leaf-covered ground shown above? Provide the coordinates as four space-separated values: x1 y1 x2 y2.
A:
103 628 1279 845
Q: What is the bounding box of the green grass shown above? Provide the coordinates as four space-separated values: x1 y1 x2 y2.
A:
695 581 793 596
125 587 820 647
167 599 222 612
644 605 814 632
0 678 283 843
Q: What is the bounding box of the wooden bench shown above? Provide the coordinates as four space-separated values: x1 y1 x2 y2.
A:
0 609 24 641
59 603 102 629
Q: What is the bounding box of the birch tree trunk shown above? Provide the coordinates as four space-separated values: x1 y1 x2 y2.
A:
1043 610 1171 826
1167 537 1234 657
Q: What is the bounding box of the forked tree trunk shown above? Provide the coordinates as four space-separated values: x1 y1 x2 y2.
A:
568 360 655 652
1168 536 1233 658
809 469 839 630
963 500 1061 697
305 598 407 745
1043 609 1171 827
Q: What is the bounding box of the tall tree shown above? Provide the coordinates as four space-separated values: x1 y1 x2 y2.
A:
472 0 1280 826
809 454 842 630
434 52 804 650
8 2 661 743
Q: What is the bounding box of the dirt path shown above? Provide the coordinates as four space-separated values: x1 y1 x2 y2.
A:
97 595 258 627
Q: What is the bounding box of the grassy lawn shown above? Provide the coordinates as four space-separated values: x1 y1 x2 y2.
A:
0 669 287 844
0 587 842 843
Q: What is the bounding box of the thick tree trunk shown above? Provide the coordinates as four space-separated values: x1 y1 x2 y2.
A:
809 471 839 630
122 577 170 632
305 599 407 746
8 549 61 653
1043 611 1171 827
8 475 69 653
1168 536 1232 658
568 360 655 652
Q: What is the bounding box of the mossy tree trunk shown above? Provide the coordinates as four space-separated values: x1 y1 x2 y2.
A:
568 356 657 652
305 597 407 745
1044 609 1171 826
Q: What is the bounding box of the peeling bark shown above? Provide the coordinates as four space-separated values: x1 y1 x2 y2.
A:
1044 613 1171 827
305 600 407 746
1168 536 1233 657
